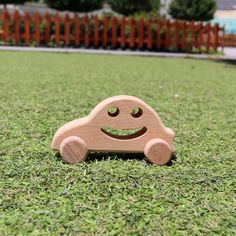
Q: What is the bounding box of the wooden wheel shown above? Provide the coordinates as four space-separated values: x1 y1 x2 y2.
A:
144 138 172 165
60 136 88 164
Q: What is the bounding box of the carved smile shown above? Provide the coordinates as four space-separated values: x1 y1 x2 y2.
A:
101 127 147 140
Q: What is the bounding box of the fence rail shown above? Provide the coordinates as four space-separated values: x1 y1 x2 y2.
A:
0 11 224 52
223 34 236 47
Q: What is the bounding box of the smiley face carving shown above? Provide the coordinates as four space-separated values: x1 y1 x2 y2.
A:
51 95 175 165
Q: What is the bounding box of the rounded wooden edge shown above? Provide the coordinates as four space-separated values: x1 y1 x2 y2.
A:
144 138 172 165
60 136 88 164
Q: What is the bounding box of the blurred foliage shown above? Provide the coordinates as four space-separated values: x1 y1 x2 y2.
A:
108 0 160 16
169 0 216 21
45 0 104 12
0 0 26 4
45 0 160 16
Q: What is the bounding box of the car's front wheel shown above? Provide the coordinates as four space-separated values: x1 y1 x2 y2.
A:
60 136 88 164
144 138 172 165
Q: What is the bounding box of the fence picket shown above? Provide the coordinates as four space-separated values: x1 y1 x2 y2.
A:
206 22 211 52
138 18 144 49
129 17 135 48
121 17 126 48
84 15 89 47
93 15 99 47
54 13 60 46
45 13 51 44
190 21 195 50
102 17 108 48
74 14 80 47
198 22 203 49
147 19 152 49
3 11 10 43
213 23 219 51
64 14 70 46
14 11 20 44
34 12 41 44
174 19 178 49
181 20 186 51
164 20 171 50
156 19 162 49
24 12 31 45
112 17 117 48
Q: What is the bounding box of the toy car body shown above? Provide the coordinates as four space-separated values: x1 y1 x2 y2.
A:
51 95 175 165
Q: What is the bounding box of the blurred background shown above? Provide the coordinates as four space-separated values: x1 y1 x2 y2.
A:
0 0 235 53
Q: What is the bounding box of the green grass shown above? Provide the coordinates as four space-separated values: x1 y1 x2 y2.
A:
0 51 235 235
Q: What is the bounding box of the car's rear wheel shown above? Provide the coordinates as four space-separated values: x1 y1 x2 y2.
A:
144 138 172 165
60 136 88 164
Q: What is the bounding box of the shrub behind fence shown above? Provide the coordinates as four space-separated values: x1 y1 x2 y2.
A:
0 11 224 52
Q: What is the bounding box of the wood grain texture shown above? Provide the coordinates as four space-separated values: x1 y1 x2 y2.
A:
60 136 88 164
52 95 175 165
144 138 172 165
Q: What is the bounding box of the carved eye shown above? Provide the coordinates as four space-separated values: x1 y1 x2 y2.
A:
108 106 119 117
131 107 143 118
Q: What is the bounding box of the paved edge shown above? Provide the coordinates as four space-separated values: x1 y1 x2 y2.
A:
0 46 233 60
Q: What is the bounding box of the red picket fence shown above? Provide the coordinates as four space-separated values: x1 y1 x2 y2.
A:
0 11 224 52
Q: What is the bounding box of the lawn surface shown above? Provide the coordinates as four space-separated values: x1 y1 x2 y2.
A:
0 52 235 235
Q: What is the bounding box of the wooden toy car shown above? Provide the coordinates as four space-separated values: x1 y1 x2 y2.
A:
51 95 175 165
